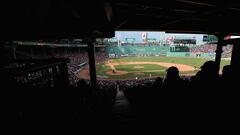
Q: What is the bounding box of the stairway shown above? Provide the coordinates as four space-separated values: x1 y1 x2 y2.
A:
111 89 137 134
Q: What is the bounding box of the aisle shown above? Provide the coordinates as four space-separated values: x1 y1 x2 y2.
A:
111 90 137 134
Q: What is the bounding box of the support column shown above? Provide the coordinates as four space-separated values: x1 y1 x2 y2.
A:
87 39 97 89
12 46 16 59
65 47 68 56
230 41 240 73
30 47 34 59
52 48 55 57
43 46 46 57
215 34 225 74
59 61 70 87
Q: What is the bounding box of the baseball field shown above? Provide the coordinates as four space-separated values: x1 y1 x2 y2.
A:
78 56 230 80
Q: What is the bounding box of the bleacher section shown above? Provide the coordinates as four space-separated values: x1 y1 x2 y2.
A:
166 52 215 58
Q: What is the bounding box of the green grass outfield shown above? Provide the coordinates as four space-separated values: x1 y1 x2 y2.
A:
96 56 230 80
116 64 166 72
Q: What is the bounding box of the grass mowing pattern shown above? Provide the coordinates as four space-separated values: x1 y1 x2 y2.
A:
96 56 231 79
116 64 167 72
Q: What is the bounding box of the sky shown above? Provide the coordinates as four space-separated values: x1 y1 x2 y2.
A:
114 31 205 45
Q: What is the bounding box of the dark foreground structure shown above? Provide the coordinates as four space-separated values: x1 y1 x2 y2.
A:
0 1 240 134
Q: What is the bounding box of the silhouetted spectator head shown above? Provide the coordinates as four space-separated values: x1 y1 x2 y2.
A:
200 61 217 74
222 65 232 79
155 77 163 83
222 65 231 75
166 66 179 78
154 77 163 88
195 61 219 85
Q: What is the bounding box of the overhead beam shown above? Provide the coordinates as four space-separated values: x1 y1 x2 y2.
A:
174 9 196 13
176 0 217 7
162 10 217 26
115 19 129 30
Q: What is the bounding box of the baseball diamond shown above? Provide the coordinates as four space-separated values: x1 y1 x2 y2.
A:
78 56 230 80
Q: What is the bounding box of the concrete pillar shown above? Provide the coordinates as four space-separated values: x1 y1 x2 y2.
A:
87 39 97 89
12 46 16 59
230 41 240 73
43 46 46 57
215 34 225 74
30 47 34 59
52 48 55 57
59 61 70 87
65 47 67 56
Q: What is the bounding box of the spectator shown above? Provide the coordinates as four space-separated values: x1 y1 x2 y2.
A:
190 61 220 90
221 65 233 86
163 66 185 90
153 77 163 89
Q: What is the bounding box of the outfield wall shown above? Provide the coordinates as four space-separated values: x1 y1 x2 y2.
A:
107 45 170 56
107 45 216 58
166 52 191 57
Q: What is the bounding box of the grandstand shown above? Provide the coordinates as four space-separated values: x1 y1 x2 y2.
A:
1 1 240 134
3 38 233 82
3 40 107 85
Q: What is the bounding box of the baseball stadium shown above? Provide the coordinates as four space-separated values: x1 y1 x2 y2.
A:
76 32 232 80
2 1 240 133
6 32 233 83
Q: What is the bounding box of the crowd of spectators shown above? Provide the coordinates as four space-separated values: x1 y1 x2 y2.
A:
190 44 217 53
95 52 108 64
222 45 233 58
67 52 89 84
14 39 85 46
73 60 236 133
3 57 237 134
190 44 233 58
2 80 117 134
3 42 237 133
67 51 108 84
12 43 109 85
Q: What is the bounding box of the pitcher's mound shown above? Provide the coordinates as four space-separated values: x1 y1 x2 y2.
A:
106 70 128 75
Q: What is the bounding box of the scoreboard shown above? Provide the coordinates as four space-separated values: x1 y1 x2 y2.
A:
203 35 218 42
173 39 196 44
170 46 190 52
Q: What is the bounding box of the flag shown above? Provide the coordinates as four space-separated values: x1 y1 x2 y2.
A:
142 32 147 40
